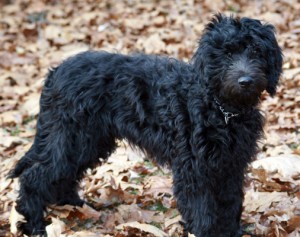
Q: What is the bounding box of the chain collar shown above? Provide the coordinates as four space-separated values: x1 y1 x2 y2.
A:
214 98 239 124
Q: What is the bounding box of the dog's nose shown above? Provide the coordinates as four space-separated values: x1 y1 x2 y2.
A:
238 76 253 87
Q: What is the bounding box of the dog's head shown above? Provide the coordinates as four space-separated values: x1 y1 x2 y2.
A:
192 14 283 107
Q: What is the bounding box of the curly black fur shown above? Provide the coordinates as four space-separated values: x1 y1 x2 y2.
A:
9 14 282 237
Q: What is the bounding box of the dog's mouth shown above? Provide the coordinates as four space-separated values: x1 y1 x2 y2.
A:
218 81 265 108
218 70 267 106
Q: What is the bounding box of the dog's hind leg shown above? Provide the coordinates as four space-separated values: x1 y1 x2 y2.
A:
16 163 52 235
55 126 118 207
15 114 118 235
14 123 79 235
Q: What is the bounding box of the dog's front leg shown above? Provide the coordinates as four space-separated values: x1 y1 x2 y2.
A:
172 161 243 237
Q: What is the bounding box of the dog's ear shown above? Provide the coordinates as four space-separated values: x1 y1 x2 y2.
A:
262 24 283 96
240 18 283 96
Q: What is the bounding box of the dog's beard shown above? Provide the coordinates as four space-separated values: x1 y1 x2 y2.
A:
219 84 262 107
216 74 267 108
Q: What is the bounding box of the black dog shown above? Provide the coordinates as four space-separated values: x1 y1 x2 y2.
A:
9 14 282 236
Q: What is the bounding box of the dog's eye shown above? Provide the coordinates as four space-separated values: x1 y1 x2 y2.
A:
249 45 261 56
251 48 261 57
227 52 232 58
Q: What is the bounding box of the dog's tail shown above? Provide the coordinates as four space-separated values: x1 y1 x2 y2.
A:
7 150 35 178
8 68 56 179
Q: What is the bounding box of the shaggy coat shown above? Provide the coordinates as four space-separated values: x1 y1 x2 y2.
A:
10 14 282 237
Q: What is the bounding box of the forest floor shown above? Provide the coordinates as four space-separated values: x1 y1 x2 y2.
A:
0 0 300 236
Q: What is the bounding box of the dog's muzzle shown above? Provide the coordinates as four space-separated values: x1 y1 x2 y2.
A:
238 76 254 88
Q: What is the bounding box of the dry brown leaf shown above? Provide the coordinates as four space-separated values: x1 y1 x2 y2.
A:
164 215 181 228
144 176 173 198
49 204 75 218
265 144 293 157
124 18 148 31
120 182 143 193
137 34 166 54
0 136 27 149
96 185 126 206
244 191 288 213
9 203 26 235
286 216 300 233
93 149 139 178
0 110 23 125
203 0 225 11
284 68 300 80
0 1 300 236
0 178 12 194
75 204 101 219
68 231 101 237
116 221 168 237
0 52 38 67
44 25 63 40
252 155 300 178
45 217 66 237
153 16 165 27
21 93 40 117
260 12 286 28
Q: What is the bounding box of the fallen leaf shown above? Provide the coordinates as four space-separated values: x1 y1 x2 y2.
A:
137 34 166 54
144 176 173 198
0 136 27 148
9 204 25 235
164 215 181 228
116 221 168 237
76 204 101 219
70 231 101 237
252 155 300 178
244 191 289 213
21 93 40 117
0 110 23 125
45 217 66 237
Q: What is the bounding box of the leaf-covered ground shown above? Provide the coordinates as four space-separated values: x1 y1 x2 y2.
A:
0 0 300 236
